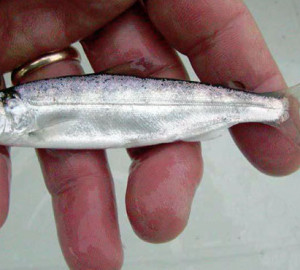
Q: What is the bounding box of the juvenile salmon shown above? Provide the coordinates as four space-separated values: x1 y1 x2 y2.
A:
0 73 299 149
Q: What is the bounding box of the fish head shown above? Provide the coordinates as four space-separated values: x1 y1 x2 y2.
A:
0 95 35 146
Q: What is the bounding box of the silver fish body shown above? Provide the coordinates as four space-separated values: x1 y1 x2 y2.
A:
0 74 289 149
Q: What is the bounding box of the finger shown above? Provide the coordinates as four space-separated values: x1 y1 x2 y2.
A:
18 61 123 270
0 0 135 73
145 0 300 176
82 5 203 243
0 76 11 228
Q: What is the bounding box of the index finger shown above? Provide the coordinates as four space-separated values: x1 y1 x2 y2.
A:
145 0 300 175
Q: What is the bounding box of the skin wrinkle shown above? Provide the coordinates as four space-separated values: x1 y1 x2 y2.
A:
68 0 128 35
132 199 184 236
9 2 64 61
51 165 122 268
47 174 107 197
129 191 192 242
74 0 131 16
191 17 284 91
0 0 136 73
148 0 282 89
24 8 68 52
186 9 248 58
40 150 111 196
54 180 122 270
76 190 114 258
148 0 246 53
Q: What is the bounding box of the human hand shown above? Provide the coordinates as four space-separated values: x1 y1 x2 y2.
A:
0 1 299 269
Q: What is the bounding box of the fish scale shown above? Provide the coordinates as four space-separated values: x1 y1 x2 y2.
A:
0 73 297 149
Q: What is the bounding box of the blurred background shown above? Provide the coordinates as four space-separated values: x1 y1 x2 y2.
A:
1 0 300 269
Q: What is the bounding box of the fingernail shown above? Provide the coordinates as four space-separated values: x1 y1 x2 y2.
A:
228 80 246 90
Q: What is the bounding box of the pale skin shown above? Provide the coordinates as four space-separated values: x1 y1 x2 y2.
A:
0 0 299 269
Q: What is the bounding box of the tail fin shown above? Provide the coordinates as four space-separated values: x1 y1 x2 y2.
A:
275 83 300 150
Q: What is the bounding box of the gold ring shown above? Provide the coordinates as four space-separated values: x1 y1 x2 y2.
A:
11 47 81 86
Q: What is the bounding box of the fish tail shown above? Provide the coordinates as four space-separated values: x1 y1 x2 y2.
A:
272 83 300 150
287 83 300 99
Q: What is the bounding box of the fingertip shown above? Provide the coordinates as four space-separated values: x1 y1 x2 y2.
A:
126 185 189 243
62 234 124 270
126 142 203 243
231 123 300 176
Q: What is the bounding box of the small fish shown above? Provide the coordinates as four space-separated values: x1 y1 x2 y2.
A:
0 73 299 149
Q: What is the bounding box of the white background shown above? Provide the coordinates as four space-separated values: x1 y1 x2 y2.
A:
1 0 300 269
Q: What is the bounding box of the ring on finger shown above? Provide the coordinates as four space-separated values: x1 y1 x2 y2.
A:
11 47 81 86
